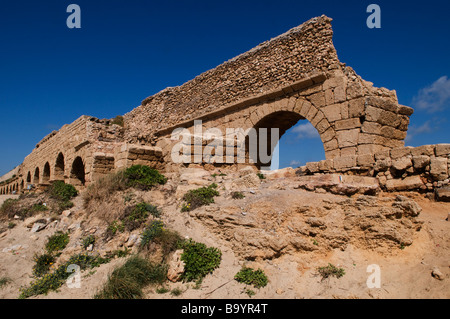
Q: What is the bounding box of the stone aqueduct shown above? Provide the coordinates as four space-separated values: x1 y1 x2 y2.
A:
1 16 449 194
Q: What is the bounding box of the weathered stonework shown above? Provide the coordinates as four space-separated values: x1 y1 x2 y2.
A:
0 15 446 195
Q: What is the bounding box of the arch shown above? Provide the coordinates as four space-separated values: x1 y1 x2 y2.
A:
245 110 305 169
33 167 40 184
42 162 51 184
54 152 65 180
71 156 86 186
27 171 31 183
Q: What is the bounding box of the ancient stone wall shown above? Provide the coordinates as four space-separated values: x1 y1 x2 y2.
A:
298 144 450 192
0 15 445 196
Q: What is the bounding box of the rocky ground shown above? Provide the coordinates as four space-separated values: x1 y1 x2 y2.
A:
0 166 448 299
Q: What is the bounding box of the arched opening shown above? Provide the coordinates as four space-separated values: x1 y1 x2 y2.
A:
244 111 326 170
54 152 65 180
71 157 86 186
20 180 24 193
33 167 40 184
43 162 51 184
27 172 31 183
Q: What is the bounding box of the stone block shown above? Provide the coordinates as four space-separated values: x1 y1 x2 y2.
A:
392 157 412 171
385 176 424 191
333 155 357 170
336 129 359 148
435 144 450 157
357 154 375 166
411 145 435 157
334 118 361 131
390 147 412 159
322 103 342 122
318 159 334 171
412 155 430 170
430 157 448 181
306 162 319 174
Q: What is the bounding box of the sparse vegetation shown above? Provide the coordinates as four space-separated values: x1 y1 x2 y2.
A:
94 256 167 299
231 191 245 199
124 165 167 190
32 253 56 277
234 267 268 289
45 231 70 253
48 181 78 211
82 235 96 249
170 287 183 296
317 263 345 280
256 172 266 180
181 183 219 212
20 254 110 298
179 239 222 282
0 277 11 289
111 115 125 127
140 220 165 247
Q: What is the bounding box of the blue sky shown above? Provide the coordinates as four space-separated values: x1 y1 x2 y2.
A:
0 0 449 175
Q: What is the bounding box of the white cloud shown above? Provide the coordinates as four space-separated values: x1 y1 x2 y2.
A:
291 123 320 139
405 121 432 143
289 160 301 167
412 76 450 113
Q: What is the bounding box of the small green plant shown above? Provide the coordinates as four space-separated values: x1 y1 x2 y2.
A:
8 222 16 229
31 204 48 212
181 183 219 212
82 235 96 249
124 165 167 190
231 191 245 199
45 231 70 253
179 239 222 282
245 288 256 297
170 287 183 296
48 181 78 202
256 172 266 180
156 286 170 294
312 239 318 246
32 253 56 277
234 267 268 289
0 277 11 289
94 256 167 299
140 220 165 247
107 220 125 236
317 263 345 280
48 181 78 212
111 115 124 127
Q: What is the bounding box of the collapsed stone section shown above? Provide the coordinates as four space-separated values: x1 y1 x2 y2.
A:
298 144 450 193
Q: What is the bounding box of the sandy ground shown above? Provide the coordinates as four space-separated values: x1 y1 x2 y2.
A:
0 187 448 300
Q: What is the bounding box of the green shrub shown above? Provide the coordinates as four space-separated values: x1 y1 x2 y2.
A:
231 191 245 199
256 173 266 180
106 220 125 237
317 263 345 280
124 165 167 190
140 220 164 247
32 253 56 277
123 202 161 231
48 181 78 202
0 277 11 289
82 235 96 249
111 115 124 127
45 231 70 253
20 253 109 298
234 267 268 289
0 198 21 219
181 183 219 212
179 239 222 282
94 256 167 299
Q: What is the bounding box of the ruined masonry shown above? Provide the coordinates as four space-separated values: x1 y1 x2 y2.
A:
0 15 449 195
